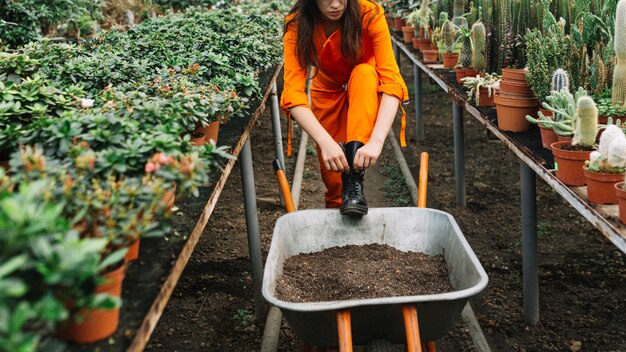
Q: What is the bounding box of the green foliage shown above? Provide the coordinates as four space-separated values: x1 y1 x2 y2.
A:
0 0 39 49
524 26 571 103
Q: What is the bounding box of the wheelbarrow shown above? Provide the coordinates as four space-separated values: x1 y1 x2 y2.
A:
264 153 488 351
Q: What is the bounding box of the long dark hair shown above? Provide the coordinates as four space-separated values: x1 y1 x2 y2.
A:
284 0 378 69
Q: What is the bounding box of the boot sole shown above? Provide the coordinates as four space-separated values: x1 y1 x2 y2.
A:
340 204 368 216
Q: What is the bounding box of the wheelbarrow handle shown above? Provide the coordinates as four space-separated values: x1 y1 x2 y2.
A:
274 159 296 213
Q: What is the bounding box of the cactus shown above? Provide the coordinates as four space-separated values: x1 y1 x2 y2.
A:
442 20 456 54
591 51 606 97
599 125 624 157
572 96 598 147
471 21 487 72
453 0 465 26
612 0 626 107
608 133 626 168
459 36 472 67
551 69 570 93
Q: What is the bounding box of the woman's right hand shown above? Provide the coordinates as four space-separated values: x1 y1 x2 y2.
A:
319 137 349 173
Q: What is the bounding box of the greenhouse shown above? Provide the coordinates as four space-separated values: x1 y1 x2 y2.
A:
0 0 624 351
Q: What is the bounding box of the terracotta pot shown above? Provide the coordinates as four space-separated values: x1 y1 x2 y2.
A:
162 183 176 208
539 124 558 150
195 120 220 144
418 39 431 52
614 182 626 224
538 107 553 119
442 53 458 69
412 37 420 50
430 42 438 50
584 169 623 204
557 135 573 142
393 17 405 31
422 49 439 64
493 94 536 132
551 141 592 186
401 26 414 44
464 68 480 78
501 68 528 82
385 14 392 28
57 265 126 343
500 80 533 94
190 131 205 146
598 115 609 125
455 67 466 84
124 239 140 263
477 87 495 107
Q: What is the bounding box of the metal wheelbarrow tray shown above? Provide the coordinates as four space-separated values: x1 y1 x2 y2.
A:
262 207 488 346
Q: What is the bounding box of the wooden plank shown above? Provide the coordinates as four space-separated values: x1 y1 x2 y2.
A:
128 64 283 351
390 35 626 254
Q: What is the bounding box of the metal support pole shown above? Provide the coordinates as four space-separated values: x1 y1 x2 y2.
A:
240 138 265 319
394 43 401 68
414 64 424 142
520 162 539 325
452 102 466 206
269 82 285 168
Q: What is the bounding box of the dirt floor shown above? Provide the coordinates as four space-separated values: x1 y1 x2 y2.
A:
146 57 625 351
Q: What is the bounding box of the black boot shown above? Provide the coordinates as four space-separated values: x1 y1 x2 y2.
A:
341 141 368 216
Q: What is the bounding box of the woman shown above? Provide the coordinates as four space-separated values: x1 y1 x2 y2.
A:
281 0 408 216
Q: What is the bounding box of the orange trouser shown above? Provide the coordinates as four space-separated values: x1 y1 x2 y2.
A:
311 64 380 208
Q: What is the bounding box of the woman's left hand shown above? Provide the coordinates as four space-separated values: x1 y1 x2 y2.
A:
353 139 384 171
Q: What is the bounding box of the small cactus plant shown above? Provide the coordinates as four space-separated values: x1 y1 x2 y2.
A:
442 20 456 54
551 69 570 93
471 21 487 72
612 0 626 107
572 96 598 147
608 134 626 169
459 36 472 67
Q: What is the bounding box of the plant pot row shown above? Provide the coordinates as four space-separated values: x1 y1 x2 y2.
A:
551 141 626 215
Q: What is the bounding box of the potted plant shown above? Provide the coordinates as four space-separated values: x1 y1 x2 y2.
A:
461 73 501 107
584 124 626 204
525 69 570 149
441 16 458 69
0 168 123 350
454 23 473 83
547 93 597 186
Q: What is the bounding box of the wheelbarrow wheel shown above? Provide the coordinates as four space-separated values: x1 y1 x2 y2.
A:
364 339 402 352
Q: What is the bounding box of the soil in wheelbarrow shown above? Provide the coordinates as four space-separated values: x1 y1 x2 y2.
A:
147 66 625 352
276 244 453 302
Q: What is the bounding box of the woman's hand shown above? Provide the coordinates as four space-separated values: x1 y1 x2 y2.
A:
353 139 384 171
319 138 349 173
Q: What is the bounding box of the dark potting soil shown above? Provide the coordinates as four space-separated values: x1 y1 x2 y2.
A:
559 144 595 152
275 244 454 303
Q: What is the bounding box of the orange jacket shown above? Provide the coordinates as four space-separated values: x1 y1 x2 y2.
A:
280 0 408 125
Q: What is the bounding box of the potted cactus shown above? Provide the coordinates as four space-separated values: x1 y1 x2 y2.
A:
441 17 458 69
526 69 570 149
584 124 626 204
461 73 501 107
549 95 598 186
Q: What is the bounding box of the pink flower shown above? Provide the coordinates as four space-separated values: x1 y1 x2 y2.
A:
157 153 170 164
145 162 158 173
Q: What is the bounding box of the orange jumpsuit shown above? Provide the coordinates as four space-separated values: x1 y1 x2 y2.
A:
280 0 408 208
